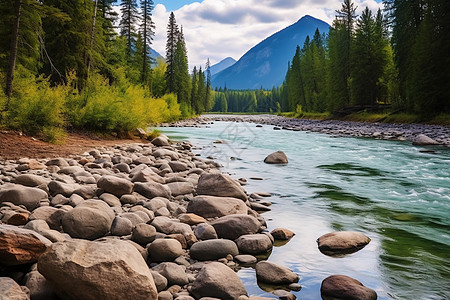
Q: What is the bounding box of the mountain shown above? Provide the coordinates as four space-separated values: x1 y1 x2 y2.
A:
150 48 164 67
212 15 330 90
209 57 237 76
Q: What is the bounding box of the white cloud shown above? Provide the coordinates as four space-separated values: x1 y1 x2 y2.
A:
145 0 383 68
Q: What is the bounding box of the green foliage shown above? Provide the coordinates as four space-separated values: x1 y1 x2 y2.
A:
4 67 66 137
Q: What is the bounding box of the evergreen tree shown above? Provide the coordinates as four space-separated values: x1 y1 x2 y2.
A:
190 66 198 112
140 0 155 84
99 0 118 41
204 58 212 111
173 27 191 110
165 12 178 93
119 0 138 58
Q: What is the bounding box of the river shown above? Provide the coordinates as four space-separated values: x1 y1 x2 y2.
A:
159 120 450 300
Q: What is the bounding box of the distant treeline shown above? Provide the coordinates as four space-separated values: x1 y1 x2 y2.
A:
212 0 450 118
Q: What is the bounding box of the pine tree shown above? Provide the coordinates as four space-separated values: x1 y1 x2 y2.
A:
4 0 22 99
140 0 155 84
119 0 138 58
204 58 212 112
190 66 198 112
173 27 191 109
165 12 178 93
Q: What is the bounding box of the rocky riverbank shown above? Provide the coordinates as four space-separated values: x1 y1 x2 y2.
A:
164 114 450 147
0 134 378 300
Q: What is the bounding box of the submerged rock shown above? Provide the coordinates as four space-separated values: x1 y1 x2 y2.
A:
317 231 371 256
255 261 299 285
320 275 377 300
264 151 288 164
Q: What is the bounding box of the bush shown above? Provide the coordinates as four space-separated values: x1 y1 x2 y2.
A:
5 67 66 137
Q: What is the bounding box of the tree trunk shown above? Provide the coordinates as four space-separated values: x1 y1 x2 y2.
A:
5 0 22 100
87 0 98 77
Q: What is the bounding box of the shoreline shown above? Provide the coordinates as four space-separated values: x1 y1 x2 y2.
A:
0 134 304 299
164 114 450 147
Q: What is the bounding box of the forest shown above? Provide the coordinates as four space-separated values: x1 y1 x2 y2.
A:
0 0 448 143
212 0 450 120
0 0 209 142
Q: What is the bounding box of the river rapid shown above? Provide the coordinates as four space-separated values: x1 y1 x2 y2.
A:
159 119 450 300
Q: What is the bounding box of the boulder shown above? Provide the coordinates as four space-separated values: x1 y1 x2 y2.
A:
0 224 51 266
152 262 189 286
110 216 133 236
189 239 238 261
97 175 134 197
193 223 218 241
151 216 195 238
320 275 377 300
14 174 50 187
169 161 189 172
24 270 57 300
151 136 170 147
131 223 157 245
178 213 206 225
264 151 288 164
148 238 184 262
166 182 195 197
99 193 122 207
270 228 295 240
153 149 180 160
412 134 440 146
255 261 299 285
46 158 69 167
131 167 165 184
211 214 261 240
150 270 168 292
234 254 257 264
61 200 114 240
187 196 248 218
0 277 30 300
0 185 47 211
236 234 273 255
29 207 65 231
134 182 171 199
48 181 80 197
317 231 371 256
191 262 247 300
196 173 247 201
38 239 158 300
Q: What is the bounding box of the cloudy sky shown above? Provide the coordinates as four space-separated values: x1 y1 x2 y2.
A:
146 0 384 68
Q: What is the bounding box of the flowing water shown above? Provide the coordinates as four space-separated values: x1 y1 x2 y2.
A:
159 121 450 300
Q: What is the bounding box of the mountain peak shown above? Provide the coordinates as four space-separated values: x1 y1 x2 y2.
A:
212 15 330 89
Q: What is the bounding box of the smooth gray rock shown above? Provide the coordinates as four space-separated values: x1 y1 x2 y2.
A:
48 181 80 197
131 167 165 184
255 261 299 285
24 270 57 300
151 136 170 147
191 262 247 300
150 270 168 292
0 277 30 300
99 193 122 207
166 182 195 197
131 223 157 245
134 182 171 199
14 174 50 187
193 223 218 240
270 228 295 240
169 161 189 172
97 175 134 197
320 275 377 300
152 262 188 286
211 214 261 240
236 234 273 255
0 185 47 210
29 206 65 231
196 173 247 201
189 239 238 261
317 231 371 256
264 151 288 164
110 216 133 236
187 195 247 218
412 134 440 145
61 200 114 240
234 254 257 264
38 239 158 300
148 238 184 262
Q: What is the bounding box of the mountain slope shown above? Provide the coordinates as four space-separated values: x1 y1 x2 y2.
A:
209 57 237 76
212 15 330 89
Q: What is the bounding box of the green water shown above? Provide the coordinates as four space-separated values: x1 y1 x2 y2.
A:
160 121 450 300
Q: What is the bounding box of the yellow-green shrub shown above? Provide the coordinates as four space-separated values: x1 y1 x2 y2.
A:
5 67 66 136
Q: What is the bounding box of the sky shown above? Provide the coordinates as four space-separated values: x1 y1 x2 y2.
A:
146 0 384 68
